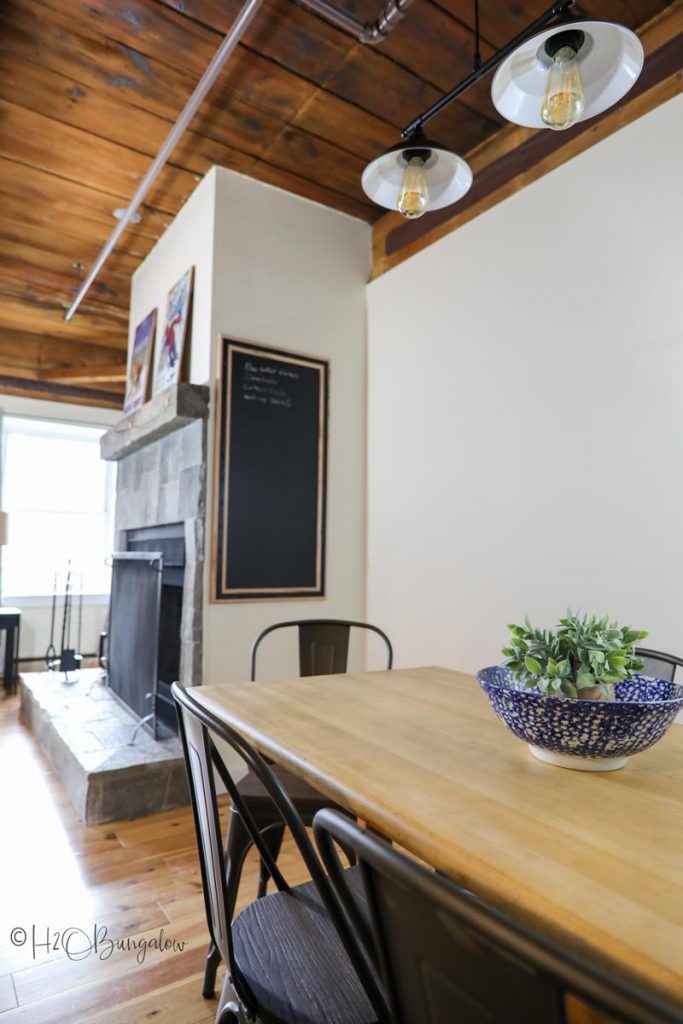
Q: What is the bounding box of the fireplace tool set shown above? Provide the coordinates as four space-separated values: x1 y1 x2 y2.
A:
45 564 84 680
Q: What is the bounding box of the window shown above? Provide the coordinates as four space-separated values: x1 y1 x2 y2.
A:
1 416 116 599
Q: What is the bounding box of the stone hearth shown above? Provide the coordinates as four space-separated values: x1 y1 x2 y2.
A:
21 670 187 824
21 384 209 823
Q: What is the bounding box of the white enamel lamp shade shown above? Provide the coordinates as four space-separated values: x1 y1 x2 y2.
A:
491 20 644 129
361 139 473 213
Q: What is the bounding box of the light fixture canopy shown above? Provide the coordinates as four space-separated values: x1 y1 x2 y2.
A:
491 19 644 129
361 133 473 215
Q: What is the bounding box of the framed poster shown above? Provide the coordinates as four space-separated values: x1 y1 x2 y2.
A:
211 337 328 602
153 267 193 395
123 308 157 414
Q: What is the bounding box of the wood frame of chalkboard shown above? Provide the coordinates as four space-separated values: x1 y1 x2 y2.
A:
211 336 328 602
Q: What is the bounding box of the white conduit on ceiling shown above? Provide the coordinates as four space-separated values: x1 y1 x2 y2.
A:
64 0 413 322
64 0 265 322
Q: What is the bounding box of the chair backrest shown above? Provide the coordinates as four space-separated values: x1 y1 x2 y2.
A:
250 618 393 680
314 810 683 1024
172 683 386 1020
636 647 683 683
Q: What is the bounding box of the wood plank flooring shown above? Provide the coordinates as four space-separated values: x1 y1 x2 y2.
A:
0 691 309 1023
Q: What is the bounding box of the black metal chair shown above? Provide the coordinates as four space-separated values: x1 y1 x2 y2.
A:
250 619 393 681
636 647 683 683
173 682 387 1024
314 809 683 1024
202 618 393 998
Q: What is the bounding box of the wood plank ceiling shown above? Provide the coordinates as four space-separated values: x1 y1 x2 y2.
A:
0 0 674 407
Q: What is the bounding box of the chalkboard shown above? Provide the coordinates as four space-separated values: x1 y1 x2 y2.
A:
211 337 328 601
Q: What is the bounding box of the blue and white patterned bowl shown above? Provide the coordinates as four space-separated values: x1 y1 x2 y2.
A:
477 666 683 771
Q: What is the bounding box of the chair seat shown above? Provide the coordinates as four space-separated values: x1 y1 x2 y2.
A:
236 764 341 815
230 868 376 1024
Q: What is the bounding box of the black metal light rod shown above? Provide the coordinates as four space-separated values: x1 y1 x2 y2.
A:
401 0 576 138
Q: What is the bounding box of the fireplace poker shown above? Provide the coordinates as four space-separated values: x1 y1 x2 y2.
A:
59 561 82 679
44 571 58 669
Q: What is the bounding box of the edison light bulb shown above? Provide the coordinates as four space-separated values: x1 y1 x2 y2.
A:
397 156 429 219
541 45 585 130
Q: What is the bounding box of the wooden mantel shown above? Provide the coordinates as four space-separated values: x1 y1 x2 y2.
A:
100 382 209 462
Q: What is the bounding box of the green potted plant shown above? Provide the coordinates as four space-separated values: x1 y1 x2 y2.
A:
502 612 648 700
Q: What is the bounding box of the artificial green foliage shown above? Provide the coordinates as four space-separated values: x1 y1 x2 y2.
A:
502 612 648 698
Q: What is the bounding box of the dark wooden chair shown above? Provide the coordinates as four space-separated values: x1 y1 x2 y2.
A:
313 809 683 1024
173 682 387 1024
204 618 393 998
636 647 683 682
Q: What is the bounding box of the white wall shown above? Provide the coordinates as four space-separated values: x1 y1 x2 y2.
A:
128 167 371 683
366 94 683 673
204 169 370 682
0 395 119 660
128 169 216 386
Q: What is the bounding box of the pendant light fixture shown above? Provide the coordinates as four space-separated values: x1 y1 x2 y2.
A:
491 20 644 130
361 0 644 219
361 131 473 219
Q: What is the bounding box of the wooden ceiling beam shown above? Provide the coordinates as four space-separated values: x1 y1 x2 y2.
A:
0 331 128 369
372 0 683 276
37 363 128 383
0 374 123 409
0 12 376 213
0 295 127 349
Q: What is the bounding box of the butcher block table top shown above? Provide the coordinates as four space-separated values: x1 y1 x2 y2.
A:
189 665 683 1006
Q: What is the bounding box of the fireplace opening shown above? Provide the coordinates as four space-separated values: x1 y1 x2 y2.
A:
108 523 186 739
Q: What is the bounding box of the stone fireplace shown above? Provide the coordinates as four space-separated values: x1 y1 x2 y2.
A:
19 383 209 824
102 382 209 695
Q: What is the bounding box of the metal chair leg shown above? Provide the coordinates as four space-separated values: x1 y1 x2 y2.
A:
256 823 285 899
203 940 222 999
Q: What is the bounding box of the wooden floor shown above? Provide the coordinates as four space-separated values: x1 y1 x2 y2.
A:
0 691 308 1023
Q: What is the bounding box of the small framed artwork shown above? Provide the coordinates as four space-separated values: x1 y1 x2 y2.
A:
123 308 157 414
153 267 194 395
211 336 328 602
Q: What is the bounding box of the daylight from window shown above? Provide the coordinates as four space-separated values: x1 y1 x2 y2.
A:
1 417 115 598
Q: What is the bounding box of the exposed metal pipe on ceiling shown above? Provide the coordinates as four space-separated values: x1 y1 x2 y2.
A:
64 0 264 322
63 0 411 321
296 0 414 44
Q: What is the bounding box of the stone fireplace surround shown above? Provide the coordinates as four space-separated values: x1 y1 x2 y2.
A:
19 384 209 824
103 383 210 690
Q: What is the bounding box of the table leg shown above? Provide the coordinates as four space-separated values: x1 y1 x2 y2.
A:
3 625 13 696
14 619 20 693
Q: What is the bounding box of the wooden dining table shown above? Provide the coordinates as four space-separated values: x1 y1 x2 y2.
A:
189 665 683 1013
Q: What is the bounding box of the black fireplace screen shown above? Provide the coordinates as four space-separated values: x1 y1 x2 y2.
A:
108 553 162 731
108 523 186 739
